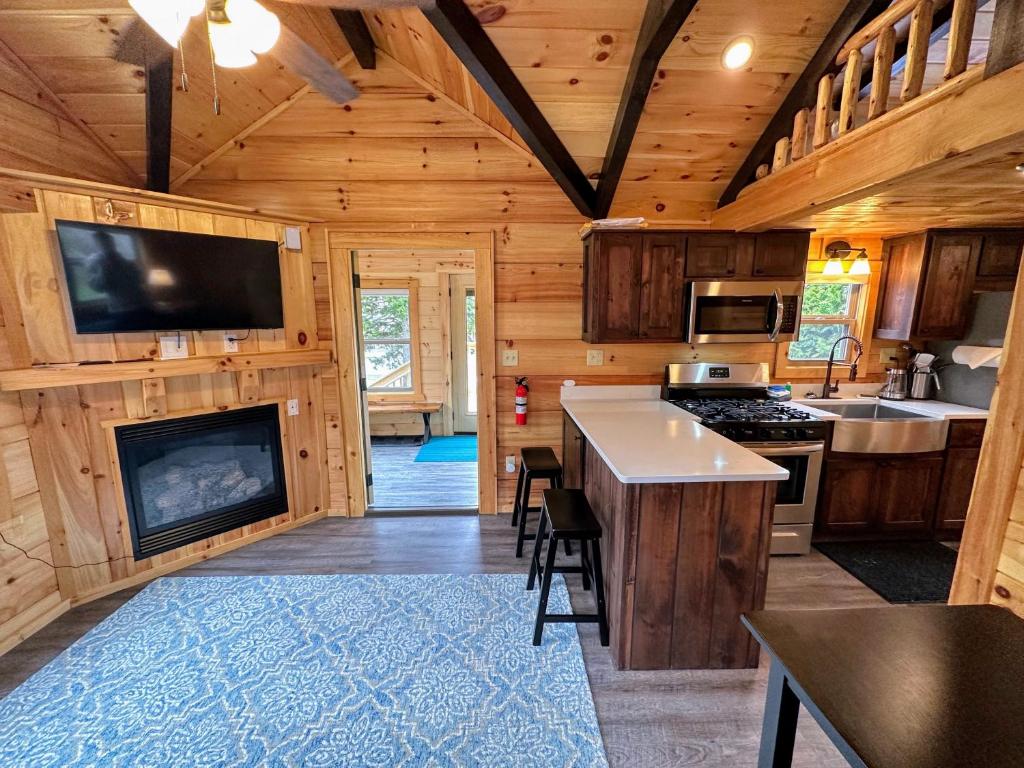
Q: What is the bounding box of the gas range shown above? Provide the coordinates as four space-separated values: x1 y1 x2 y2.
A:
661 364 826 443
668 397 827 443
660 363 826 555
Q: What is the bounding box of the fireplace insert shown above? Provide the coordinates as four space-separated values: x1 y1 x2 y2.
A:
115 404 288 560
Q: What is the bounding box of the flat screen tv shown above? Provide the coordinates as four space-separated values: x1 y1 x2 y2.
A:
55 219 284 333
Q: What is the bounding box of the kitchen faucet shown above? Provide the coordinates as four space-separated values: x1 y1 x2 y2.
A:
820 335 864 399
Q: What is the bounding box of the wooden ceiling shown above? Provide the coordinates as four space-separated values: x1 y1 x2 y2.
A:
1 0 1022 235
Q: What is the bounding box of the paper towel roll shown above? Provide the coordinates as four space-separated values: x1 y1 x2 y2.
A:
952 345 1002 369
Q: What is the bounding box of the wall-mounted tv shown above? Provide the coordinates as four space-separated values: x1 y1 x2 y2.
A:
55 219 284 334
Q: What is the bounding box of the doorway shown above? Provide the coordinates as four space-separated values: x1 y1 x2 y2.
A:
343 246 481 514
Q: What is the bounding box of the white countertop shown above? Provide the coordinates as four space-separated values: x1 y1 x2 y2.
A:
791 397 988 421
560 395 790 485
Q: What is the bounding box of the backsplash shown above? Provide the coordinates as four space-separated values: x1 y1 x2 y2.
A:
927 292 1013 410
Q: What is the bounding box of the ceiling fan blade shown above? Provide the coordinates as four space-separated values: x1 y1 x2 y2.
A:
273 24 360 104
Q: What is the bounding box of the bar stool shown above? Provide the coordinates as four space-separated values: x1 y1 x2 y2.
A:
512 447 570 558
526 488 609 647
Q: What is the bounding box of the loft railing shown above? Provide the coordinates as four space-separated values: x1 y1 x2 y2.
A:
749 0 982 185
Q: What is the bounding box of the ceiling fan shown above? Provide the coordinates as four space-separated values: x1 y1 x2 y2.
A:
119 0 398 112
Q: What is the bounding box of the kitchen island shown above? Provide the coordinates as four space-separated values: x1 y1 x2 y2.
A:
561 386 789 671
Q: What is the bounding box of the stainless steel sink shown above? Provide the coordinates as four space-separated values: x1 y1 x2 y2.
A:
806 401 949 453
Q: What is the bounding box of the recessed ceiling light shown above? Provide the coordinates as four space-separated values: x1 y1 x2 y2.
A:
1016 163 1024 173
722 36 754 70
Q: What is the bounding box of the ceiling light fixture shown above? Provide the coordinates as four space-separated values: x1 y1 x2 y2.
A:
722 36 754 70
825 240 871 276
823 256 846 276
207 0 280 68
129 0 204 47
1016 163 1024 173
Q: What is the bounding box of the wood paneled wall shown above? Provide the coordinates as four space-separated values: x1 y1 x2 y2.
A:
0 180 331 654
358 249 475 437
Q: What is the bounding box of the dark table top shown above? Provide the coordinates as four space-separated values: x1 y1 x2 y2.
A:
743 605 1024 768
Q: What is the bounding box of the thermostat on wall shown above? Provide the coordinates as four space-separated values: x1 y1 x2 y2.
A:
284 226 302 251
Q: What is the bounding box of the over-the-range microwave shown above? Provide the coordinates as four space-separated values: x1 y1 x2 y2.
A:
686 280 803 343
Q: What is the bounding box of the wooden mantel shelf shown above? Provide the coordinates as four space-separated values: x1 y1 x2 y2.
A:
0 349 333 392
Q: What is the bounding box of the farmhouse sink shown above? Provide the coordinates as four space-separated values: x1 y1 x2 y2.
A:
809 401 949 454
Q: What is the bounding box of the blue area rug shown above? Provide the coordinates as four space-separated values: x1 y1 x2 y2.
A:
415 435 478 463
0 574 606 768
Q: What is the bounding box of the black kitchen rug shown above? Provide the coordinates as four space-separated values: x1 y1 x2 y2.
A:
814 540 958 603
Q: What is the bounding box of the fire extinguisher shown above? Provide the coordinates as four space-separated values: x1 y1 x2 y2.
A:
515 376 529 426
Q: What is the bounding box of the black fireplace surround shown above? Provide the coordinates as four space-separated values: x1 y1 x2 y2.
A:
116 404 288 560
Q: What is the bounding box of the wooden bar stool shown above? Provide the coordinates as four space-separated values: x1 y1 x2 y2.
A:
526 488 609 647
512 447 570 558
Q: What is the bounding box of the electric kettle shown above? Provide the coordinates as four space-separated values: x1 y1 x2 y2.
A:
878 367 909 400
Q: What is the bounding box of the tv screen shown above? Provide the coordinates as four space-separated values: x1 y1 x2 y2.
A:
55 219 284 334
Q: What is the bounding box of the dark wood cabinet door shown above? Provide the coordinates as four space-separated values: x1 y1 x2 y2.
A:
752 232 810 278
562 412 585 490
915 233 981 338
875 457 943 532
639 233 685 340
818 459 876 534
978 231 1024 277
685 234 739 277
936 447 980 534
876 233 927 340
595 233 642 341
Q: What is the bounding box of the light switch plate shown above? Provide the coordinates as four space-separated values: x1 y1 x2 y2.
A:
159 335 188 360
502 349 519 366
586 349 604 366
284 226 302 250
223 333 239 353
505 455 516 473
287 398 300 416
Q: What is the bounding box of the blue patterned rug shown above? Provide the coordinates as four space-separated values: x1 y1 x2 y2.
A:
0 574 607 767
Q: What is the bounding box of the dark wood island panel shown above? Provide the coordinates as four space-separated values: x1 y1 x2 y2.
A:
564 411 777 670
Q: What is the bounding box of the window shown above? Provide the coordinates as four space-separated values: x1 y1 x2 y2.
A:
788 282 863 362
360 285 419 394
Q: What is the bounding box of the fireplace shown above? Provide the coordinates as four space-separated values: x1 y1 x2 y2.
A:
115 404 288 560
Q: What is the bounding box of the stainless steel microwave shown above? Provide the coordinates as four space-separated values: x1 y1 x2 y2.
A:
686 281 803 343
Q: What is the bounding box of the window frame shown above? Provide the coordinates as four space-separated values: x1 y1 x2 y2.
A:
788 281 863 362
360 278 424 402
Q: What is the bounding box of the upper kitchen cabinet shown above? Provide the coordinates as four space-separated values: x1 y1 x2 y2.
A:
582 229 810 344
752 232 810 278
876 229 1023 341
582 231 685 343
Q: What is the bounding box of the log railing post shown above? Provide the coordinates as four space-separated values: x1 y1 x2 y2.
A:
902 0 934 101
813 74 835 148
868 25 897 119
791 108 809 160
945 0 978 79
838 48 864 135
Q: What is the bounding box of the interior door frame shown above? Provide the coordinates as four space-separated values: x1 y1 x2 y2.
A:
327 229 497 517
449 272 478 434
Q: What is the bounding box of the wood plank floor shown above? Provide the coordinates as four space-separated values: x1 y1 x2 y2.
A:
369 442 478 510
0 516 888 767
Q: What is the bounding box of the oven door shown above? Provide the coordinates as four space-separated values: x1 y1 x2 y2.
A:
745 441 823 555
687 281 803 343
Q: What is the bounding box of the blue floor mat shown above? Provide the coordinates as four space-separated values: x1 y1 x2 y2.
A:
414 435 478 462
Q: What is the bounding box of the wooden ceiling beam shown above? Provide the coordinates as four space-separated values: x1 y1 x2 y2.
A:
421 0 596 217
332 9 376 69
717 0 891 209
593 0 699 219
144 43 173 194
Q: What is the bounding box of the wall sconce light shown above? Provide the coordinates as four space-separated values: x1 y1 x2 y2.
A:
825 240 870 275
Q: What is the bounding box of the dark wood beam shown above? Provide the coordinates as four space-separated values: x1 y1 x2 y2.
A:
422 0 596 217
593 0 699 219
986 0 1024 76
332 9 376 69
144 43 173 194
717 0 891 208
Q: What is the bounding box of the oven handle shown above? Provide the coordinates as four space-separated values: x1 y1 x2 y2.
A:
769 287 784 340
746 442 824 456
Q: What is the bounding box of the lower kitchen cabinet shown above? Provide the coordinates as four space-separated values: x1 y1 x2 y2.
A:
817 455 943 538
935 446 981 535
562 412 585 490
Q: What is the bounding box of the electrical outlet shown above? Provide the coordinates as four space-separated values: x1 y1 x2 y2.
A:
880 347 898 364
287 398 300 416
159 335 188 360
502 349 519 366
505 455 516 473
587 349 604 366
223 333 239 353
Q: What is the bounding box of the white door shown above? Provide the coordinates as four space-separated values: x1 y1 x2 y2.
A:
450 273 477 434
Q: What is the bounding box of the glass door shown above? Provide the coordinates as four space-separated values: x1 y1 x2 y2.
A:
450 273 477 434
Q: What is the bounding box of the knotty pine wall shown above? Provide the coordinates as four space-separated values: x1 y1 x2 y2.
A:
0 182 332 654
